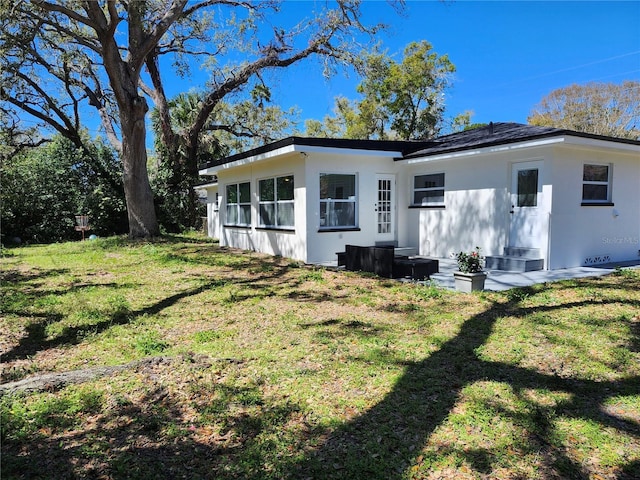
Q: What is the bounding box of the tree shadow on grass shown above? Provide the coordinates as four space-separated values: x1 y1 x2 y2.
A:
3 255 639 478
1 261 293 364
2 247 381 365
1 356 302 480
1 280 639 479
288 290 640 479
1 267 70 285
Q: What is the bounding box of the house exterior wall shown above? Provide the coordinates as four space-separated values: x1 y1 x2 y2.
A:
547 144 640 269
303 152 402 264
194 184 220 240
400 148 553 265
216 154 308 261
396 141 639 270
215 150 404 264
205 187 220 239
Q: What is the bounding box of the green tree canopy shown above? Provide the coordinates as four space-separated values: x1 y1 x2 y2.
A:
1 135 127 244
306 41 456 140
150 89 299 231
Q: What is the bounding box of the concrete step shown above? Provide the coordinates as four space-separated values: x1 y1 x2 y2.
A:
485 255 544 272
503 247 541 258
394 247 417 257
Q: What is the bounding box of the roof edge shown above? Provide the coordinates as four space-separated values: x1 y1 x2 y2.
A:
200 125 640 170
401 126 640 160
199 136 432 170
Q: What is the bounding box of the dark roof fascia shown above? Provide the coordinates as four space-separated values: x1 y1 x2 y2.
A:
199 136 432 170
194 179 218 188
400 128 640 161
548 129 640 146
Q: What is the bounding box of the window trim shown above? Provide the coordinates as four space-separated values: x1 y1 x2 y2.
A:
319 173 358 230
581 163 613 205
408 205 446 210
318 227 361 233
412 172 445 207
224 181 251 227
258 174 295 229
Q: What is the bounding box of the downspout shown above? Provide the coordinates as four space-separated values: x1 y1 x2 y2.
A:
546 211 552 270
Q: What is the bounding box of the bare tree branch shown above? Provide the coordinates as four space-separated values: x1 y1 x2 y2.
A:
32 0 100 30
3 93 71 141
190 40 332 141
106 0 121 37
133 0 189 75
143 51 177 152
182 0 256 18
27 11 103 53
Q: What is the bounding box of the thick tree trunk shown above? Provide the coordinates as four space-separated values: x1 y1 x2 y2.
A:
121 96 159 238
184 138 202 228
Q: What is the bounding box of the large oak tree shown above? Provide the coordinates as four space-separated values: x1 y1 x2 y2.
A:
1 0 393 237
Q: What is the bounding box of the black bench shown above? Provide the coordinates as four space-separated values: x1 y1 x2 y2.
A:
393 257 439 281
339 245 438 280
344 244 395 278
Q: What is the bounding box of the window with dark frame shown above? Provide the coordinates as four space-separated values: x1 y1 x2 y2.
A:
413 173 445 206
225 182 251 226
259 175 294 228
582 164 611 203
319 173 357 228
516 169 538 207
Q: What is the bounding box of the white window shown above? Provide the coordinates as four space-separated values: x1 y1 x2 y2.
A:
319 173 357 228
225 182 251 226
259 175 294 228
582 164 612 203
413 173 445 206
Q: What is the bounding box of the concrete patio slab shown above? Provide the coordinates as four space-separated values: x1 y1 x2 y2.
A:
318 255 640 291
428 258 640 291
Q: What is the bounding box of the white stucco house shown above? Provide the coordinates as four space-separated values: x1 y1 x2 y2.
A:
196 123 640 271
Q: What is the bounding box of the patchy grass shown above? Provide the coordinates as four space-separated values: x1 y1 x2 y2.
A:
1 235 639 480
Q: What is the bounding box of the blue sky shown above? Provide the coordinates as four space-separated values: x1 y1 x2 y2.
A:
267 0 640 129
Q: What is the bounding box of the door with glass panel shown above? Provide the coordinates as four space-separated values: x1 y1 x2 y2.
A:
509 161 543 248
375 174 396 243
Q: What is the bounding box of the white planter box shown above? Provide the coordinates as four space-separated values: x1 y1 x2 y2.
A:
453 271 487 292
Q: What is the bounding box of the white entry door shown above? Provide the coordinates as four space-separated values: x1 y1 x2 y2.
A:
375 174 396 243
509 161 543 248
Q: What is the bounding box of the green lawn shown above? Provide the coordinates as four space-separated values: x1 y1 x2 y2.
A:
1 235 639 479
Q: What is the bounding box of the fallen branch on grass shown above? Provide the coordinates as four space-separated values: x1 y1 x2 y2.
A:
0 356 174 396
